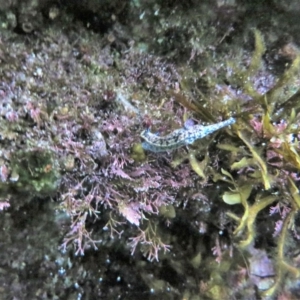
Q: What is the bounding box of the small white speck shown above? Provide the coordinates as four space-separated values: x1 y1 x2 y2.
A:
139 11 145 19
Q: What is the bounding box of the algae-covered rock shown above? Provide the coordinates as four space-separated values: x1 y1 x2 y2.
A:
10 148 60 195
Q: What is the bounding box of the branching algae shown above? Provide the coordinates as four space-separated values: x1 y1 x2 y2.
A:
215 30 300 297
168 29 300 297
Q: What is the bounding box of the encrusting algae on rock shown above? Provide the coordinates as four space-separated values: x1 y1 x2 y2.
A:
1 1 300 297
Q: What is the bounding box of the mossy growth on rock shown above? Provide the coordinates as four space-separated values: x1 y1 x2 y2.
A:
10 148 60 195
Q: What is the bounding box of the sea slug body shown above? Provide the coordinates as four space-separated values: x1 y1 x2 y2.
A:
140 117 235 153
